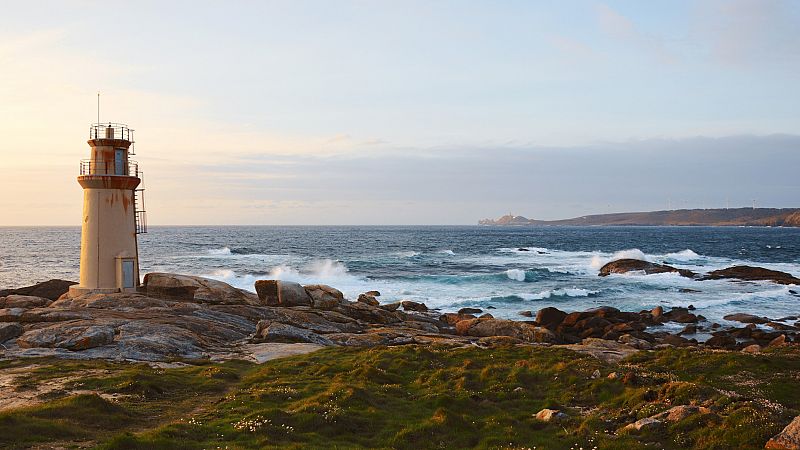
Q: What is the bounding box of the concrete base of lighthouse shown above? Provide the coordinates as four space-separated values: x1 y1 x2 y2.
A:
67 286 128 297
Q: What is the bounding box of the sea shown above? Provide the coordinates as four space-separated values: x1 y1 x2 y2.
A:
1 226 799 330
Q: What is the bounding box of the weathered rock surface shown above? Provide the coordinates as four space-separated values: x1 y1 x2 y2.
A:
401 300 429 312
621 417 663 432
0 279 76 300
2 272 797 363
254 280 312 307
18 324 115 351
357 293 380 306
304 284 344 310
650 405 711 423
599 259 695 278
379 302 401 312
439 313 476 325
724 313 770 324
0 323 23 343
766 415 800 449
143 273 259 305
0 295 52 309
565 338 640 363
255 320 334 346
536 307 567 329
455 318 557 343
701 266 800 285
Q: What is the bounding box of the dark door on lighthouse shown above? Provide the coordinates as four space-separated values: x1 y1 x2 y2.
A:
115 149 125 175
122 260 135 288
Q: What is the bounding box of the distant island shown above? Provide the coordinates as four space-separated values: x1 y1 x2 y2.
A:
479 207 800 227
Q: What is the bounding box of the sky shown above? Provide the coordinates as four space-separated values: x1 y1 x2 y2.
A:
0 0 798 225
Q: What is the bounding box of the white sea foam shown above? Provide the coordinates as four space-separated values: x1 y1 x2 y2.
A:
265 259 354 284
506 269 526 281
520 287 598 300
396 251 421 258
205 259 369 296
498 247 551 253
206 269 259 291
589 248 648 270
438 249 456 256
207 247 232 255
663 249 701 261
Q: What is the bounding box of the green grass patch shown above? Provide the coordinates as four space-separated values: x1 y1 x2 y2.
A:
0 345 798 449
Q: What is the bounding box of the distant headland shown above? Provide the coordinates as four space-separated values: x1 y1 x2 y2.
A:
479 207 800 227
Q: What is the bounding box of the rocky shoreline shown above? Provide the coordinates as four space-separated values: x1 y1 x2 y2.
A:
1 265 799 449
0 259 797 363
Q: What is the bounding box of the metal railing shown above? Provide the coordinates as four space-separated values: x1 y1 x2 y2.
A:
89 123 134 142
135 210 148 234
79 159 139 177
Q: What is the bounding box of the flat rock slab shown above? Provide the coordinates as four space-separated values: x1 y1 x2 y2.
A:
564 338 639 363
237 343 324 363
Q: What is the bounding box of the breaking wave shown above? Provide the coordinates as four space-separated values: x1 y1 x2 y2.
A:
506 269 526 281
521 288 599 301
590 248 648 270
205 259 368 294
663 249 702 262
396 251 421 258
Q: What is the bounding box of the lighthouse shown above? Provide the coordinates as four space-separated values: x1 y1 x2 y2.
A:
68 123 147 297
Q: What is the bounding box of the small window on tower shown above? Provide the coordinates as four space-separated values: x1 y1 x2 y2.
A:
115 149 125 175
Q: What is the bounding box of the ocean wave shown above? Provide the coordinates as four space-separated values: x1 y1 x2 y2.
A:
266 259 354 283
590 248 648 270
521 288 599 301
206 246 270 256
395 251 421 258
663 249 702 261
204 259 368 294
498 247 551 254
506 269 526 281
400 270 547 285
489 288 599 303
438 249 456 256
205 269 260 291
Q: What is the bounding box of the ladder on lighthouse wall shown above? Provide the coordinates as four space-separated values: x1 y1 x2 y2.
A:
134 173 147 234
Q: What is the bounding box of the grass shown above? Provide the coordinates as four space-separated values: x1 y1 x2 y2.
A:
0 345 798 449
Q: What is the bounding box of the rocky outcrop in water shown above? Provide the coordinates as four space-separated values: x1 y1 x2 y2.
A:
700 266 800 285
598 259 800 287
598 259 695 278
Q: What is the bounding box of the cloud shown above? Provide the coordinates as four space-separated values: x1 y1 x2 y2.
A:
547 34 601 63
595 3 677 64
697 0 800 68
142 134 800 224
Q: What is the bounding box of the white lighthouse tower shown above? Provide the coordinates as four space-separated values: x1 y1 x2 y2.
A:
68 123 147 297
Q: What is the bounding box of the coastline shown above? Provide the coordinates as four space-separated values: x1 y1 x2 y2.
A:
0 273 799 449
